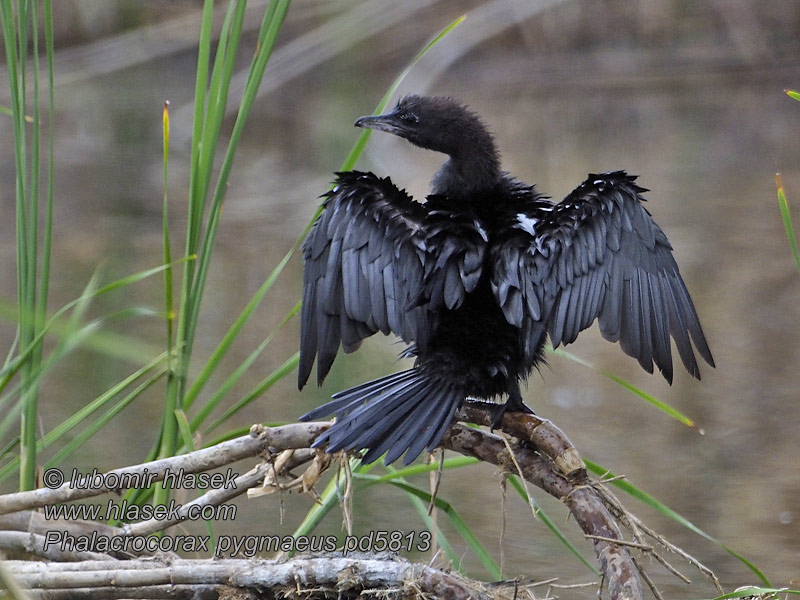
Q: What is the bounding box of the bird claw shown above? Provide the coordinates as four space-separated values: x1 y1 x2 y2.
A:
490 399 535 430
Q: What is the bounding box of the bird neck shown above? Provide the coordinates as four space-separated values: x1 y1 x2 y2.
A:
430 131 501 199
431 151 501 199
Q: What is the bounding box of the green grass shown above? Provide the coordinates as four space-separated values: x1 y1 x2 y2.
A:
585 459 770 587
1 0 56 491
776 173 800 277
552 347 697 427
153 0 293 510
0 0 296 490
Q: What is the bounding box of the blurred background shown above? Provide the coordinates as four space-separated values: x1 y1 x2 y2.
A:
1 0 799 597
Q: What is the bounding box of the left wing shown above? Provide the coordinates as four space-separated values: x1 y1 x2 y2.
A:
299 171 487 389
490 171 714 383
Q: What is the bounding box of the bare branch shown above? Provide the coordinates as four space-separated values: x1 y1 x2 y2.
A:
3 555 488 600
0 412 721 600
459 401 586 479
0 423 329 516
442 422 644 600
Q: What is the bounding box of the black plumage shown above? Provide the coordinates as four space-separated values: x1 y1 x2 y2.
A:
298 95 714 466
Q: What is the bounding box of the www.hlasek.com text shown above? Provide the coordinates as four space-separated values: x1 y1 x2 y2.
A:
43 499 236 522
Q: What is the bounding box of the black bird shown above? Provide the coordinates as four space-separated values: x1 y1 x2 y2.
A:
298 95 714 466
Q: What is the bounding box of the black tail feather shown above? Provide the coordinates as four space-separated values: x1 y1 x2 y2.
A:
302 369 463 465
403 389 461 465
370 383 440 464
298 370 416 422
329 379 428 451
331 369 418 400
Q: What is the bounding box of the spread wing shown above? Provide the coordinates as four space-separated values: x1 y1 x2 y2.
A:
299 171 487 388
491 171 714 383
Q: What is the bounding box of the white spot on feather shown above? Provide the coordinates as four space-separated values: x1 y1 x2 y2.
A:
516 213 539 235
473 220 488 241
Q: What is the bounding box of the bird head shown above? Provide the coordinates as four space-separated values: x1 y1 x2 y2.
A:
354 95 494 160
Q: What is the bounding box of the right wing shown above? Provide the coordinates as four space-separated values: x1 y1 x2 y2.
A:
491 171 713 383
299 171 487 388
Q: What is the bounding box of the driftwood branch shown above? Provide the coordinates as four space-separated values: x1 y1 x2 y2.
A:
1 555 489 600
0 411 718 599
443 420 643 600
0 423 329 516
449 403 721 598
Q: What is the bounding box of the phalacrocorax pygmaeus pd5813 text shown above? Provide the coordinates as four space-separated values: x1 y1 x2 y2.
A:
298 95 714 465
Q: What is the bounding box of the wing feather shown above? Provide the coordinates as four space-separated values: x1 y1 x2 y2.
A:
491 171 714 382
299 171 487 388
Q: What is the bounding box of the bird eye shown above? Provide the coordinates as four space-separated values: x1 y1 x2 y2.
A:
398 112 418 124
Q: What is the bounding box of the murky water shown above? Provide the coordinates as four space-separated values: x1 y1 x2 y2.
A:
1 2 799 597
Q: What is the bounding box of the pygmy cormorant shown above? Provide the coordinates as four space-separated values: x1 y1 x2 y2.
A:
298 95 714 465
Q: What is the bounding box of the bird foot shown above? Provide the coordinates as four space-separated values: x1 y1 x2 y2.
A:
490 399 535 430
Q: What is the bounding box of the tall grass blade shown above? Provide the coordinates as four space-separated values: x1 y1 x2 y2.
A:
172 0 216 436
0 351 170 484
1 0 45 491
552 347 696 427
190 301 301 431
584 459 771 586
35 0 56 431
193 0 240 229
384 465 459 568
507 475 599 575
174 409 196 452
776 174 800 277
44 371 166 470
204 351 299 434
358 475 502 579
183 251 299 413
184 0 291 353
162 97 181 473
162 101 175 350
2 328 19 371
187 0 215 246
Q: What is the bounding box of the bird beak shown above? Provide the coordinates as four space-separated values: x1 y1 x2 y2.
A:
354 112 405 136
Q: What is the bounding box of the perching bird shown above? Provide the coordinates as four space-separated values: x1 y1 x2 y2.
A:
298 95 714 466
